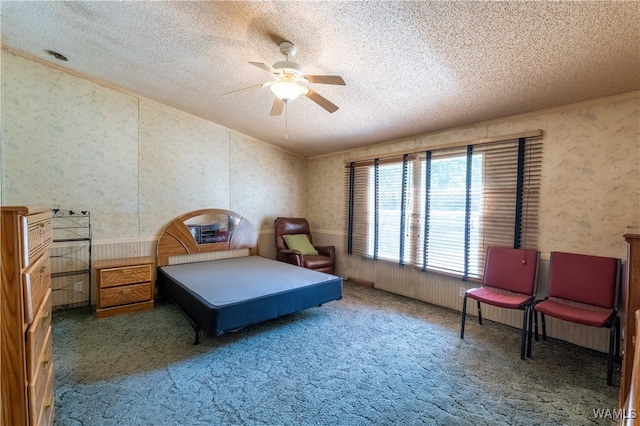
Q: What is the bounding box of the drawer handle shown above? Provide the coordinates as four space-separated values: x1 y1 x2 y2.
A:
122 288 132 294
121 269 132 275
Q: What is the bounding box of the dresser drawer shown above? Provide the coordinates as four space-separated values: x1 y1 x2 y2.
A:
100 282 152 308
29 327 52 383
28 327 53 423
27 289 52 379
100 264 152 288
29 361 54 426
36 378 55 426
23 253 51 324
21 212 52 269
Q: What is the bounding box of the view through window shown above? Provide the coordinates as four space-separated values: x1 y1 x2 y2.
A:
347 137 541 279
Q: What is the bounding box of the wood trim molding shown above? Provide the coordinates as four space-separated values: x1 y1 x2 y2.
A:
344 129 542 165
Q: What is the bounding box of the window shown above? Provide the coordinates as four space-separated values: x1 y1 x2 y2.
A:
346 137 541 280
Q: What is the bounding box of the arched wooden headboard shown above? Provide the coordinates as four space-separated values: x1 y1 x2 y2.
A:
156 209 259 266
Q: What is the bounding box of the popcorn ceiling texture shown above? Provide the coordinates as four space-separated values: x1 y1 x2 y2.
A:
1 1 639 156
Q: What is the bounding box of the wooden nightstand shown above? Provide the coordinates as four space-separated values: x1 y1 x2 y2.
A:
94 256 154 318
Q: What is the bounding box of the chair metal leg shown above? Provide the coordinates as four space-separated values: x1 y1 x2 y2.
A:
541 312 547 341
615 316 621 363
533 309 539 342
607 324 615 386
520 306 528 360
527 306 534 358
477 300 483 325
460 294 468 339
607 316 620 386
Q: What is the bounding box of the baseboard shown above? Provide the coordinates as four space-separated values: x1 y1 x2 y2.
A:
345 277 374 288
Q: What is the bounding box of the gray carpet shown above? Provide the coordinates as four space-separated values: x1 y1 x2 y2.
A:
52 283 617 426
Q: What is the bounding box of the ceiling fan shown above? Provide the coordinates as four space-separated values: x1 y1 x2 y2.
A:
224 41 345 116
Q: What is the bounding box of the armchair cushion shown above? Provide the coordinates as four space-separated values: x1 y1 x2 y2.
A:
534 299 614 327
283 234 319 256
303 255 334 271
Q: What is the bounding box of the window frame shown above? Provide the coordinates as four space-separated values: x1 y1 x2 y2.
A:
345 136 542 280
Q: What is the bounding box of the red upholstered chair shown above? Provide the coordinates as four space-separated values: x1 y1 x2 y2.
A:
530 251 620 385
460 246 540 360
274 217 335 275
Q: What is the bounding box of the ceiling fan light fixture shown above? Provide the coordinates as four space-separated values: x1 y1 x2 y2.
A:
228 41 344 114
270 81 305 102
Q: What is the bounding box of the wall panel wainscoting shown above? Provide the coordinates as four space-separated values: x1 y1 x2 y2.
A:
316 230 613 354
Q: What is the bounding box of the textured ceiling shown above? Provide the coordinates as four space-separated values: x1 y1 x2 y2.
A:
1 1 639 157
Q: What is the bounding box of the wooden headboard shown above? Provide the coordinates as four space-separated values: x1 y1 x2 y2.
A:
156 209 259 266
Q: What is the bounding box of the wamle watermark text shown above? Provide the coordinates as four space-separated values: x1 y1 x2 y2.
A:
593 408 637 420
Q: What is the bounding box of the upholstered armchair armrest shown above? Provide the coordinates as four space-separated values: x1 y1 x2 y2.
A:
277 249 304 267
315 245 335 261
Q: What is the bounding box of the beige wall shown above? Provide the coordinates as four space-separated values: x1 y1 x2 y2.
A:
308 92 640 352
309 93 640 259
1 51 308 242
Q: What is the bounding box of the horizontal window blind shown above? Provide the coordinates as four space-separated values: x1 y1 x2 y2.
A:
345 137 542 280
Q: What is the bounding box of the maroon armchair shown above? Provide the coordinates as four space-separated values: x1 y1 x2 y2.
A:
274 217 335 275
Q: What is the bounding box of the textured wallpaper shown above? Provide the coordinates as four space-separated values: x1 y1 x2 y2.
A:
229 133 308 232
2 53 140 238
308 154 344 233
533 100 640 258
138 99 231 237
1 52 308 241
309 94 640 261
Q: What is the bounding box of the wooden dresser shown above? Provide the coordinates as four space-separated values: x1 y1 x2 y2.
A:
94 256 154 318
620 228 640 415
1 206 54 426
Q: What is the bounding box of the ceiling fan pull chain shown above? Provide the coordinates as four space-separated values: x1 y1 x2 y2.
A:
285 102 289 140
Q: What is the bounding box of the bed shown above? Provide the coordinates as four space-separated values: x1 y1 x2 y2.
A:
155 209 343 343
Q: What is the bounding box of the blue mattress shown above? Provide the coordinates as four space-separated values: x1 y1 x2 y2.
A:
157 255 343 337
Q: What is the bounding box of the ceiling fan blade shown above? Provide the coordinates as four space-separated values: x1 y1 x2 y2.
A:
305 88 339 113
304 75 346 85
222 81 273 97
250 61 277 74
270 97 285 116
